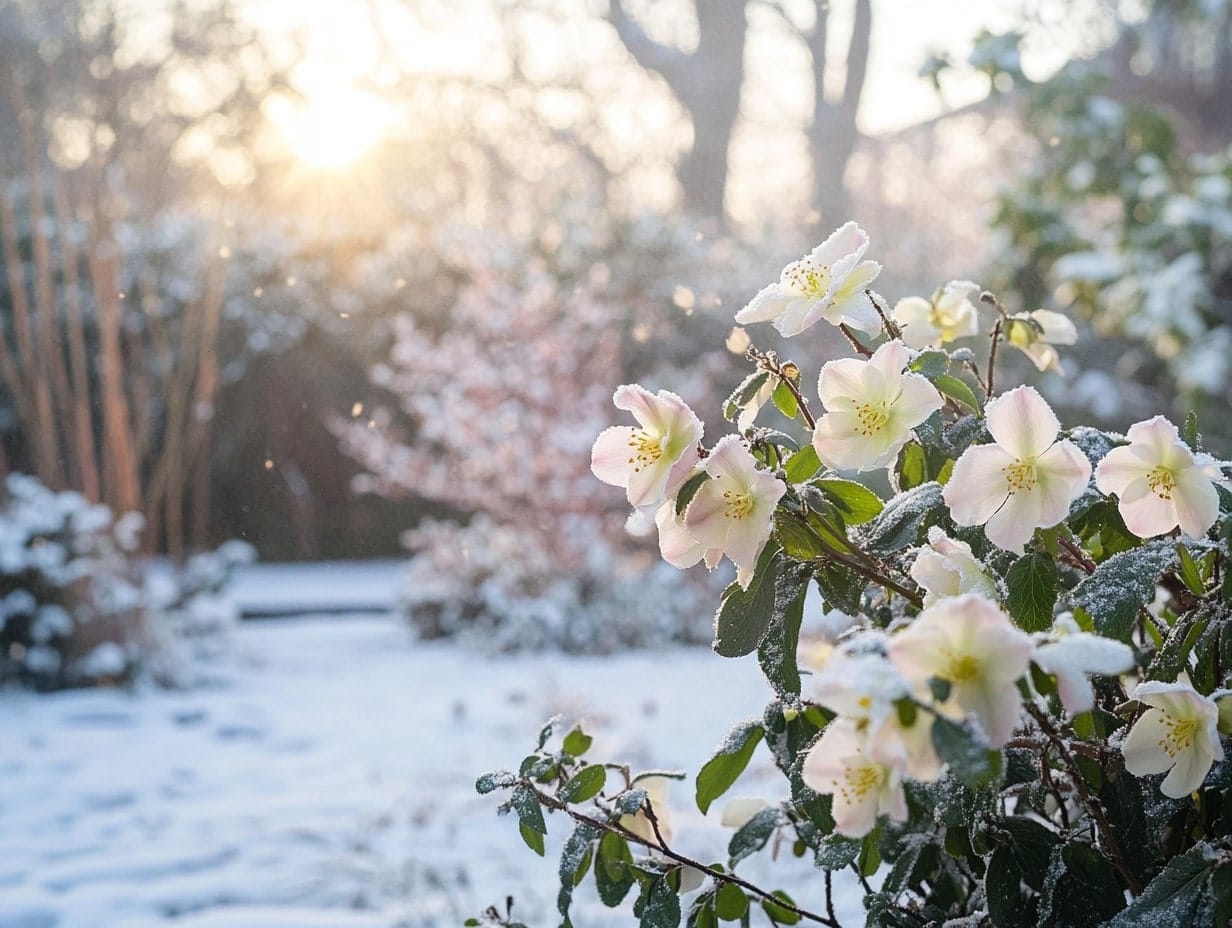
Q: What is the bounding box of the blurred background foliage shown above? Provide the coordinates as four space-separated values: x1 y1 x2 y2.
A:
2 0 1232 669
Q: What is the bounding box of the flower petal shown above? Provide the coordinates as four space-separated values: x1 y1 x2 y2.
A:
1121 709 1176 776
1094 445 1151 497
1117 476 1177 538
944 444 1014 526
1159 741 1214 798
735 283 791 324
1173 467 1220 538
591 426 639 488
892 373 944 428
986 386 1060 459
818 357 869 409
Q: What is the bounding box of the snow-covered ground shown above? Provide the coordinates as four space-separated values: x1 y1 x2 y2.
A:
0 570 864 928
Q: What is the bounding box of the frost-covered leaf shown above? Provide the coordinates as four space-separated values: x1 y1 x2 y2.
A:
595 831 635 907
1070 538 1180 641
783 444 821 483
1103 843 1217 927
757 562 812 696
909 350 949 378
639 875 682 928
727 806 780 867
813 833 861 870
519 820 545 856
931 716 1002 789
1039 842 1124 927
772 381 798 420
557 821 600 921
675 471 710 517
859 482 947 556
476 770 517 794
724 371 770 422
616 788 648 815
932 373 983 414
511 785 546 834
696 719 764 814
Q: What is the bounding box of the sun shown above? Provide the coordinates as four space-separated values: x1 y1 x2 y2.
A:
270 86 391 169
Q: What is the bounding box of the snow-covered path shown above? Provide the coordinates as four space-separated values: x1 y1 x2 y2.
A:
0 614 864 927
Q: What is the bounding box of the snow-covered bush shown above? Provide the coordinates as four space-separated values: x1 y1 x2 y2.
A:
479 223 1232 927
0 473 253 689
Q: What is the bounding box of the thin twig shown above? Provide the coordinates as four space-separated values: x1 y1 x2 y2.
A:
522 781 843 927
838 323 874 358
1058 537 1096 575
985 317 1002 400
865 290 901 340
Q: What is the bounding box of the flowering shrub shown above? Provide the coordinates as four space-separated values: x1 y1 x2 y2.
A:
478 223 1232 927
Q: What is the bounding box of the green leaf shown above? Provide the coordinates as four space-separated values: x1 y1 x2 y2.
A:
1177 542 1205 596
986 845 1027 928
724 371 770 422
562 727 593 758
930 716 1002 789
814 563 864 616
1183 410 1201 452
559 765 607 804
639 875 682 928
595 832 635 907
616 788 648 815
757 563 812 697
760 891 801 926
813 833 861 870
519 820 545 856
932 373 983 414
895 441 928 491
814 478 885 525
511 785 546 834
686 893 717 928
714 882 748 921
910 349 949 378
773 513 827 560
772 381 798 419
696 720 764 814
1070 538 1182 641
713 544 782 658
1041 843 1126 927
858 825 882 876
784 444 821 483
728 807 780 867
1005 553 1058 632
674 470 710 517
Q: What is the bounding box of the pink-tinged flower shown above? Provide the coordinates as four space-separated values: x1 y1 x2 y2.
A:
1006 310 1078 372
1094 416 1225 539
811 340 943 472
1031 614 1135 714
944 386 1091 553
809 648 941 782
620 775 675 844
1122 681 1224 799
653 497 721 571
910 527 999 606
801 718 907 838
684 436 786 589
719 797 770 828
735 222 881 337
892 280 981 349
887 594 1033 748
591 385 703 510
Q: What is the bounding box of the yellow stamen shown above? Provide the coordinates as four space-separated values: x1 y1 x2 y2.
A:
722 489 754 520
1147 465 1176 500
625 430 664 473
1004 460 1037 493
854 403 889 436
784 257 832 300
1156 716 1198 759
839 763 884 803
945 653 981 683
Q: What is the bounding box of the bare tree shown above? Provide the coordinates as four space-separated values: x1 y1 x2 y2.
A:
763 0 872 226
607 0 748 224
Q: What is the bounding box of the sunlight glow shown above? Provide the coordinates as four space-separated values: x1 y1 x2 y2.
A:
270 86 390 169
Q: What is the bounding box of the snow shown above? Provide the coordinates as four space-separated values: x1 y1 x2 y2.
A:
224 561 404 616
0 584 865 927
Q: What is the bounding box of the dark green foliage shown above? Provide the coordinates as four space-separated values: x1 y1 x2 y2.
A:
695 720 764 815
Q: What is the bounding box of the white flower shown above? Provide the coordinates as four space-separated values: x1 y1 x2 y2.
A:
910 526 999 606
720 797 770 828
944 386 1091 553
1094 416 1225 539
620 775 675 845
592 385 703 510
1006 309 1078 372
683 436 786 589
892 280 981 349
735 222 881 337
887 594 1034 748
811 340 943 472
802 718 908 837
1031 614 1135 714
1122 681 1224 799
654 497 721 571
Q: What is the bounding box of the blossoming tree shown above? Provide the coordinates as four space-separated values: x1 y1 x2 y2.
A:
478 223 1232 927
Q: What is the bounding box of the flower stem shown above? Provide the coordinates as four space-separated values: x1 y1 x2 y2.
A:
838 323 874 358
520 779 844 927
